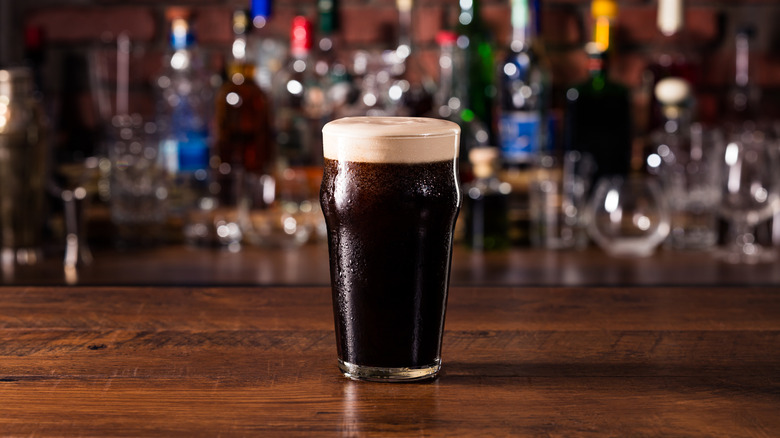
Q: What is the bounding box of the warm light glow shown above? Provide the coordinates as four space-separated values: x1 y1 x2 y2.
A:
594 17 611 52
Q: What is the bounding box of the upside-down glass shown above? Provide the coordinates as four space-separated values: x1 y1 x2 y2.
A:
320 117 461 382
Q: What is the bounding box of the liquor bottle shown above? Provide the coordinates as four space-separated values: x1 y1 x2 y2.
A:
393 0 435 117
272 16 331 169
497 0 551 246
463 147 512 251
646 0 700 133
564 0 632 188
156 13 215 240
315 0 352 116
249 0 286 93
433 30 489 182
726 26 760 127
212 9 273 246
215 10 273 177
651 77 721 250
652 77 693 157
0 67 48 265
455 0 496 144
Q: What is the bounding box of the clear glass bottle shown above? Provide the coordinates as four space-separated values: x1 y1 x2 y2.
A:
463 147 512 251
651 78 721 250
433 29 490 182
393 0 435 117
249 0 287 93
315 0 352 117
726 26 760 128
497 0 551 246
155 13 216 243
272 16 331 169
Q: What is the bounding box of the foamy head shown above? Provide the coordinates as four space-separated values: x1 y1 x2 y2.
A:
322 117 460 163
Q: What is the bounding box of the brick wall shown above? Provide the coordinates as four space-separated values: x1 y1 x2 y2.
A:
11 0 780 129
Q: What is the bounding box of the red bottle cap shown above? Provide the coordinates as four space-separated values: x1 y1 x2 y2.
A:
290 16 313 55
436 30 457 46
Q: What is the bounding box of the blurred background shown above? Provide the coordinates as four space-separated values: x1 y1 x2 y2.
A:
1 0 779 283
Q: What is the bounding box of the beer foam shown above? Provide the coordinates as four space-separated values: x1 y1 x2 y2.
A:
322 117 460 163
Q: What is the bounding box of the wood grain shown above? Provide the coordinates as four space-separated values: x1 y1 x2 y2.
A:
1 286 778 436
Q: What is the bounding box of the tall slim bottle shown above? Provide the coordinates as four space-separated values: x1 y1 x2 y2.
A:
156 14 213 219
455 0 496 144
215 10 273 177
272 16 331 169
249 0 286 93
564 0 632 187
433 30 490 182
497 0 551 246
394 0 435 117
316 0 352 116
726 26 760 127
646 0 699 133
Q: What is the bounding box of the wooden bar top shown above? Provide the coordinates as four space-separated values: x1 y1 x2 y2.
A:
1 285 778 436
4 242 780 286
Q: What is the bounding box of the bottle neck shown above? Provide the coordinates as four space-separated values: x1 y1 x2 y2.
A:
319 0 338 36
660 104 691 136
472 158 499 179
396 0 413 59
290 16 313 60
435 42 455 114
731 30 758 118
459 0 481 27
510 0 536 52
657 0 684 37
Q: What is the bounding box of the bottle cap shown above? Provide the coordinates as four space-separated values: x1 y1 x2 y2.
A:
468 147 500 165
251 0 272 20
397 0 413 13
291 16 313 54
591 0 617 19
436 30 457 46
232 10 249 36
657 0 683 36
654 77 691 106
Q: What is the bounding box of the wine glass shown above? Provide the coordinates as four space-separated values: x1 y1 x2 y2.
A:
586 175 670 257
716 128 780 263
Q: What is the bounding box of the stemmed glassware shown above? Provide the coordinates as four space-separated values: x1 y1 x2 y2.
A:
716 127 780 263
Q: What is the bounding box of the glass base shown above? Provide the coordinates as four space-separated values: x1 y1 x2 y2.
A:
714 243 777 264
1 247 42 266
338 358 441 382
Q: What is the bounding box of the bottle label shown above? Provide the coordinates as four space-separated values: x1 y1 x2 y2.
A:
178 133 210 172
161 132 210 173
499 111 541 163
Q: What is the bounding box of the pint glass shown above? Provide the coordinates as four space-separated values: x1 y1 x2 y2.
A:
320 117 461 381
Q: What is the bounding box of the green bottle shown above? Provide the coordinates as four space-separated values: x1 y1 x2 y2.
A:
455 0 496 144
564 0 632 187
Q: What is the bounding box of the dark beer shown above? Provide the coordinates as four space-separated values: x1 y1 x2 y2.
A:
320 117 461 381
